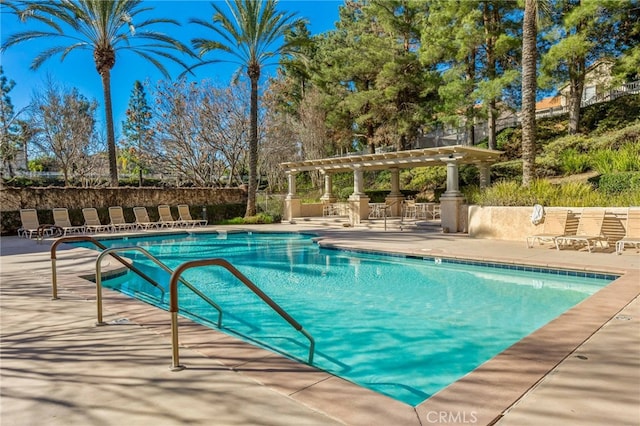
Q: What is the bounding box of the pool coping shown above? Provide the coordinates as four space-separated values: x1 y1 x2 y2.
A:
54 228 640 426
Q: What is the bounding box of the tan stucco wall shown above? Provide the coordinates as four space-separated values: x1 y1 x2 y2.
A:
468 205 627 242
0 187 246 212
300 203 323 217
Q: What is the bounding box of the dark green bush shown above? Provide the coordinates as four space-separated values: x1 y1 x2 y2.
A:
598 172 640 195
490 160 523 183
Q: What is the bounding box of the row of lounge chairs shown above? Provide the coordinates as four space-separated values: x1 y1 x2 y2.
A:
526 207 640 254
17 205 207 238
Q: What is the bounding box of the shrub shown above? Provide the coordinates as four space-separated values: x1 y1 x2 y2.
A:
591 142 640 174
468 178 639 207
490 160 523 183
402 166 446 191
598 172 640 195
559 148 591 175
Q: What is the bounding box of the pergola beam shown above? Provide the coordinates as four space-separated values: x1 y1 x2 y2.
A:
281 146 502 173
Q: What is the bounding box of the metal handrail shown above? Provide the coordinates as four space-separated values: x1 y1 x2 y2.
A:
51 236 164 300
168 258 315 371
95 247 223 327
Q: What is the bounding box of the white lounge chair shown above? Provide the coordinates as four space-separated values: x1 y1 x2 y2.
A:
133 206 162 230
158 205 183 228
108 206 136 232
526 209 569 248
616 207 640 255
18 209 52 239
177 204 207 227
53 208 86 236
555 208 607 252
82 208 112 233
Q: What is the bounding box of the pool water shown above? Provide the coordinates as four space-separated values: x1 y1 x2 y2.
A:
82 232 613 406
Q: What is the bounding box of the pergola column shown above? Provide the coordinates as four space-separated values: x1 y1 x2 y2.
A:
284 171 301 222
478 162 491 189
320 170 336 203
348 165 369 225
352 166 365 196
440 157 465 233
443 158 462 197
386 167 404 217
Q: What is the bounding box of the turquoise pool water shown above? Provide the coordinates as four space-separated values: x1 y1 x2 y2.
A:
78 232 614 406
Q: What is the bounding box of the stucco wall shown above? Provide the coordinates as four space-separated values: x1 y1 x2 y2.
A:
468 205 627 242
0 187 246 212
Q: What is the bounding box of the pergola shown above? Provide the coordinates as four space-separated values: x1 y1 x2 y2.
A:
280 145 504 232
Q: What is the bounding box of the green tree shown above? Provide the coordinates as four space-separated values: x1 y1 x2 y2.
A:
190 0 304 217
421 0 483 146
420 0 519 148
121 81 154 187
541 0 637 135
369 0 436 151
2 0 194 186
312 0 396 152
0 66 23 177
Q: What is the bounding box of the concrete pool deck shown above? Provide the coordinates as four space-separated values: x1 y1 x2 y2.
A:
1 224 638 425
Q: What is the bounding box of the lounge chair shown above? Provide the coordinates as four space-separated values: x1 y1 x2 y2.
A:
158 204 183 228
53 208 86 236
108 206 136 232
18 209 52 239
82 208 112 233
555 208 607 252
526 209 569 248
177 204 207 227
616 207 640 255
133 206 162 230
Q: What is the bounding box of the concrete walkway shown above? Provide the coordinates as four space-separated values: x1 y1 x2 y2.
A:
1 225 638 425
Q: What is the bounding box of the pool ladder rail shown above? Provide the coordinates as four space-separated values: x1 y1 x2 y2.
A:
50 236 316 369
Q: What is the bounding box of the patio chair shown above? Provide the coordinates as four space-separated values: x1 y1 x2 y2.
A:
82 208 112 233
177 204 207 227
158 205 183 228
108 206 136 232
53 208 86 236
555 208 607 252
616 207 640 255
402 200 417 219
18 209 52 239
431 204 441 220
526 209 569 248
133 206 162 230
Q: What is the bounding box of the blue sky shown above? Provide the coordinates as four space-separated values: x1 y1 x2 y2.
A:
1 0 342 133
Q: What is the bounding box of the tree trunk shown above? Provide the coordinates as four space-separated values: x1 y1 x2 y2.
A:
488 100 496 150
100 70 119 186
521 0 538 187
465 50 477 146
245 75 259 217
567 58 585 135
485 2 497 150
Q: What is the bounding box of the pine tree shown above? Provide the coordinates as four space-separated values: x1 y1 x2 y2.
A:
121 81 154 187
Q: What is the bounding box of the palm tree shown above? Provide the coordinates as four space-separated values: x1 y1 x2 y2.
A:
521 0 538 187
521 0 550 187
2 0 194 186
190 0 304 217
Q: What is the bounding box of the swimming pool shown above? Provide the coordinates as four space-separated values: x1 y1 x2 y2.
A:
79 232 615 406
